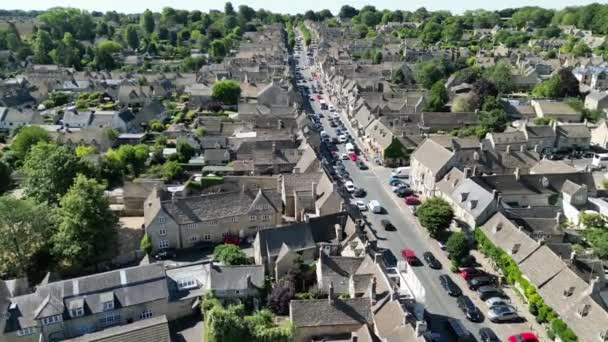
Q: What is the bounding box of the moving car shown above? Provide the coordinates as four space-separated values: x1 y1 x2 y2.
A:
353 188 366 198
507 332 538 342
344 181 356 193
487 304 519 323
423 251 441 269
479 328 500 342
368 200 382 213
477 286 508 301
401 249 417 265
381 219 396 231
457 296 483 322
439 274 462 296
356 200 367 211
356 160 368 170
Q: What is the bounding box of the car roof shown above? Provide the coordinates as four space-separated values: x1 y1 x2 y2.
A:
478 286 500 292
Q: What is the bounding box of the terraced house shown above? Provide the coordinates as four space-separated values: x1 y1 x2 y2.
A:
144 187 283 252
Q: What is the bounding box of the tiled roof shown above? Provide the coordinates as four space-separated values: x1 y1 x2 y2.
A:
290 298 372 327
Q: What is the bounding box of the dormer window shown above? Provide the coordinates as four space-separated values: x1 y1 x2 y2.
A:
103 301 114 311
578 304 591 317
563 286 575 297
41 315 61 326
177 278 198 290
511 243 521 255
70 307 84 318
17 327 36 336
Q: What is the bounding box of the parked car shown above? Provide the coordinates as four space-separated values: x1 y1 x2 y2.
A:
340 153 349 160
467 275 494 290
344 181 356 193
391 183 407 192
348 152 357 161
423 251 442 269
153 248 177 260
356 200 367 211
507 332 538 342
401 249 417 265
395 187 414 197
389 178 405 186
405 196 421 205
457 296 483 322
445 318 473 342
487 304 519 323
381 219 396 231
368 200 382 213
485 297 511 308
460 268 487 281
477 286 508 301
439 274 462 296
338 135 348 143
479 328 500 342
353 188 367 197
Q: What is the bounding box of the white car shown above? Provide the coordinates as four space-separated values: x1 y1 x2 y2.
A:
356 200 367 211
340 153 349 160
391 183 407 192
345 181 356 193
485 297 511 307
338 135 348 143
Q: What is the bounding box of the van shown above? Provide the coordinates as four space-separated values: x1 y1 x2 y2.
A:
368 200 382 214
345 142 355 153
592 153 608 168
391 167 410 179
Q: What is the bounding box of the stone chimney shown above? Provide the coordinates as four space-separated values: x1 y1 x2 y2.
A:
246 274 251 288
556 211 562 224
520 145 525 152
328 282 335 305
463 167 471 180
506 145 511 153
311 182 317 198
534 144 539 153
368 277 377 302
171 191 177 203
335 224 343 241
514 168 521 181
339 200 346 212
479 142 484 151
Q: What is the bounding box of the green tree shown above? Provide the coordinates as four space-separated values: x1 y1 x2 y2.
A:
52 175 117 270
94 40 122 70
486 61 513 94
223 15 238 31
157 160 183 181
212 79 241 105
23 143 80 205
446 232 470 264
105 144 149 176
0 196 52 278
424 81 448 112
176 140 195 162
210 39 227 61
372 51 382 64
416 197 454 237
33 30 53 64
421 22 442 45
10 126 50 161
452 93 480 112
213 244 247 265
339 5 358 19
141 9 155 34
0 161 11 194
140 233 152 254
532 68 580 99
75 145 96 157
124 25 140 50
415 59 447 89
224 2 235 16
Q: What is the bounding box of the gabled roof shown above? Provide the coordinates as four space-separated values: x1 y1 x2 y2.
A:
411 138 454 175
290 298 372 327
519 245 566 288
480 212 541 264
206 264 264 290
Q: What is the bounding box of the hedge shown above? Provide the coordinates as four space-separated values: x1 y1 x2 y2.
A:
475 229 578 342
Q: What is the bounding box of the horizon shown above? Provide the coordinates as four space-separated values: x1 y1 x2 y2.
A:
0 0 603 15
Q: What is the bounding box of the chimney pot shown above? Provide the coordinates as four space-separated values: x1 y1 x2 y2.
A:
506 145 511 153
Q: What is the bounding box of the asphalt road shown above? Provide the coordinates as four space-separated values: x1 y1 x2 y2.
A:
291 39 531 341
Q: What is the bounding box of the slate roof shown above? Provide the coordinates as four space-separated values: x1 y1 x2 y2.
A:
480 212 541 264
450 178 496 220
206 264 264 290
5 264 167 331
65 315 170 342
203 149 230 162
525 125 555 139
557 124 591 139
519 245 566 287
62 110 93 126
472 172 596 196
290 298 372 327
411 138 453 175
282 172 324 193
161 189 281 224
256 223 317 259
420 112 479 126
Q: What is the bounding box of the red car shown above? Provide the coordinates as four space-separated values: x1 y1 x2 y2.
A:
460 268 487 281
316 94 321 100
507 332 538 342
348 152 357 161
401 249 417 265
405 196 421 205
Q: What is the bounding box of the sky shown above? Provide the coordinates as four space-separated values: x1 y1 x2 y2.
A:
1 0 604 15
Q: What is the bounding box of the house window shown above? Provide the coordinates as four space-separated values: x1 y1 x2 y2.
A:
159 240 169 249
263 204 269 210
231 217 239 223
190 236 198 243
250 215 257 221
177 278 198 290
99 312 120 326
262 215 270 221
16 327 35 336
159 228 167 236
70 307 84 318
203 234 211 241
139 310 153 320
41 315 61 326
209 220 218 225
102 301 114 311
159 217 166 224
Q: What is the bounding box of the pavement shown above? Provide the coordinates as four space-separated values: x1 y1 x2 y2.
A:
294 40 546 341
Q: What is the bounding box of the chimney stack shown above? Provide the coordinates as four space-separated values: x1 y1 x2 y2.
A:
368 277 377 302
335 224 343 241
534 144 539 153
506 145 511 153
514 168 520 181
520 145 525 152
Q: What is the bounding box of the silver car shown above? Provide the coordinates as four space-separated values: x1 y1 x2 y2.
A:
487 305 519 323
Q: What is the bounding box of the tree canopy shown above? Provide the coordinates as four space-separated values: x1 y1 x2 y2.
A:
213 244 248 265
416 197 454 237
212 79 241 105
